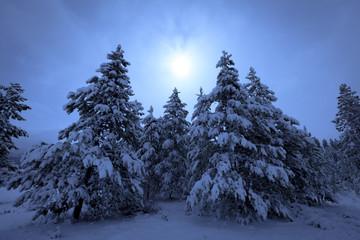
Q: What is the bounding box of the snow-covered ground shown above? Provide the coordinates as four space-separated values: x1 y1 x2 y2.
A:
1 187 360 240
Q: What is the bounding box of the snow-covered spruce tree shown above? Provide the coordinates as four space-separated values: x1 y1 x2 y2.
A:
186 52 294 223
246 67 333 205
137 106 162 202
157 88 189 199
318 138 339 190
0 83 30 185
323 139 343 192
59 44 144 220
333 84 360 191
276 116 334 205
321 139 339 191
243 67 296 216
323 138 351 190
9 45 144 221
7 142 79 221
186 88 214 194
245 67 278 104
300 134 334 204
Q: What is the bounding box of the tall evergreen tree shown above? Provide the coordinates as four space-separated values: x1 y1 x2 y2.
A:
246 67 333 205
158 88 189 199
332 84 360 191
137 106 162 201
186 52 293 223
244 67 296 216
8 45 144 221
300 134 334 204
186 88 213 194
333 84 360 167
323 138 350 190
0 83 30 185
244 67 287 172
322 139 339 191
276 115 334 205
60 44 145 219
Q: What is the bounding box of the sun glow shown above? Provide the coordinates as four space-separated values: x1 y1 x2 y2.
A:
171 55 191 78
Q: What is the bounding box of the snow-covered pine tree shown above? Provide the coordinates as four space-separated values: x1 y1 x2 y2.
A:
323 138 351 191
0 83 30 185
7 142 79 222
60 44 144 220
157 88 189 199
300 134 334 204
333 84 360 191
245 67 277 103
246 67 333 205
137 106 162 202
276 115 334 205
186 88 213 194
9 45 144 221
243 67 295 217
322 139 340 191
186 52 294 223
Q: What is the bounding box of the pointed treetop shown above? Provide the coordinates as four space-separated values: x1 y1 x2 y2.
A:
148 105 154 115
107 44 129 66
197 87 204 98
339 83 359 98
142 105 156 123
141 106 158 129
246 67 277 103
333 83 360 132
339 83 350 93
214 51 240 88
194 87 206 103
163 87 188 120
96 44 130 78
192 87 211 121
216 51 236 69
246 67 259 83
165 88 184 106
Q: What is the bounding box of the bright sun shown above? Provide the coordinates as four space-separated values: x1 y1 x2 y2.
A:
171 55 191 78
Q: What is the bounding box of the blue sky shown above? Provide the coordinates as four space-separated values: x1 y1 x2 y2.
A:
1 0 360 151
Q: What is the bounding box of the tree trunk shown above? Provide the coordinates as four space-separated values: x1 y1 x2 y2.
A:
73 167 93 220
73 198 84 220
